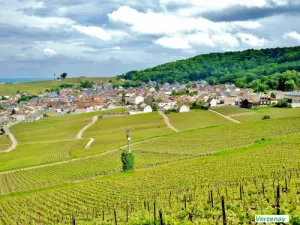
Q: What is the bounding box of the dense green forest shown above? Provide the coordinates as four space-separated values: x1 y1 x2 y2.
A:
117 46 300 92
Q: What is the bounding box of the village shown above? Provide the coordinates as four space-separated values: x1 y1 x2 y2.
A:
0 80 300 127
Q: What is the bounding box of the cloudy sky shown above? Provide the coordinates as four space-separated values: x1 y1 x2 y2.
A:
1 0 300 78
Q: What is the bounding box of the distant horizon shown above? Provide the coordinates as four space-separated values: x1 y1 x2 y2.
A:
0 76 112 84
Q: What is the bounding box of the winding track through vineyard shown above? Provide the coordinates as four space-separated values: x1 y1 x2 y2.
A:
158 110 179 132
209 109 241 124
1 121 20 152
76 115 98 149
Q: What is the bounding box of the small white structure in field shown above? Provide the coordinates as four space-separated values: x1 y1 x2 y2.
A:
179 105 190 113
143 105 153 113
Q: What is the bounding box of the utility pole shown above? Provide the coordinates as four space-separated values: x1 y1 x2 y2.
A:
125 128 131 152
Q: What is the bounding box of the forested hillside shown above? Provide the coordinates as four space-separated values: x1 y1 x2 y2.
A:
117 46 300 92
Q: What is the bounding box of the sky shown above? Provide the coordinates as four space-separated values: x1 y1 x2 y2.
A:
1 0 300 78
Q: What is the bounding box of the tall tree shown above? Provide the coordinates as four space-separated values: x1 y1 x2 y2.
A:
60 73 67 79
284 79 297 91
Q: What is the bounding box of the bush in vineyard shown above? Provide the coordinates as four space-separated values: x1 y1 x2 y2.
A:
121 151 135 171
262 115 271 120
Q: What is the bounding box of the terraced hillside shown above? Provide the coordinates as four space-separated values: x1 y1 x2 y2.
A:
0 109 299 224
165 110 232 131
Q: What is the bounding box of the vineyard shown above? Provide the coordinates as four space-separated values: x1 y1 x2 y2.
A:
0 136 11 152
132 116 300 154
0 110 299 224
0 151 195 195
0 133 299 224
73 112 173 158
165 110 231 131
211 106 252 116
231 107 300 122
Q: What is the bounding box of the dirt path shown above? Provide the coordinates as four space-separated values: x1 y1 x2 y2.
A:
77 116 98 139
209 109 241 124
85 138 95 149
158 111 179 132
75 116 98 149
1 121 20 153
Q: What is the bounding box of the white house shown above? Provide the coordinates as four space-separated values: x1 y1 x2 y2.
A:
74 106 94 114
158 101 177 111
11 114 25 121
207 98 217 107
179 105 190 113
149 87 155 92
25 114 43 122
128 96 144 105
285 92 300 108
143 105 153 113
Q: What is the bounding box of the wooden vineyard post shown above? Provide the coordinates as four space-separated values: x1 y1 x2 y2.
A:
71 216 75 225
285 177 288 192
276 185 280 225
240 185 243 200
184 195 187 209
221 196 227 225
114 208 118 225
159 209 164 225
102 210 105 222
210 190 214 208
126 204 129 223
153 200 157 224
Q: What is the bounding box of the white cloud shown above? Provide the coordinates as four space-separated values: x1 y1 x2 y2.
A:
187 33 216 47
160 0 267 16
155 36 192 49
108 6 219 35
0 8 74 30
43 48 57 57
283 31 300 43
160 0 267 9
211 33 239 48
108 6 263 38
224 21 262 31
73 25 112 41
237 33 267 47
155 32 239 49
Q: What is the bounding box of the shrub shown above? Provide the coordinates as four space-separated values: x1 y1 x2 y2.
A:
262 115 271 120
273 99 291 108
121 151 135 171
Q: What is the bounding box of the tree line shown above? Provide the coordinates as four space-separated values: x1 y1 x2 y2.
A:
117 46 300 92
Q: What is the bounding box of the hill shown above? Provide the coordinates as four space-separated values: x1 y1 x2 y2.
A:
0 77 113 95
117 46 300 92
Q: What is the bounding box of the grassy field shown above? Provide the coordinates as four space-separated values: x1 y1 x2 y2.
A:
0 77 112 95
231 107 300 122
211 106 253 115
166 110 232 131
0 136 11 152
